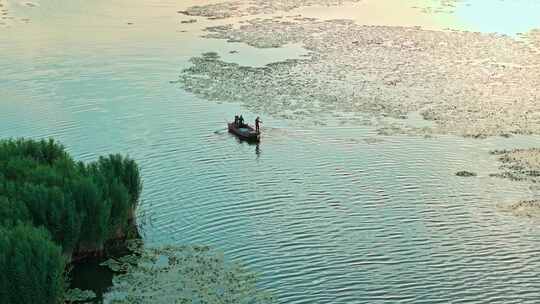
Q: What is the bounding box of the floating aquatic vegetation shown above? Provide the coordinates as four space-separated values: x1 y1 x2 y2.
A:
181 19 198 24
181 0 361 20
499 200 540 218
490 148 540 218
65 288 97 303
179 2 243 19
100 258 131 273
103 242 274 304
376 123 435 137
412 0 462 14
490 148 540 182
363 137 385 144
521 29 540 50
178 16 540 137
456 170 477 177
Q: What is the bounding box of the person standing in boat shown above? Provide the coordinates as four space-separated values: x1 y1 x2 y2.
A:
239 115 244 127
255 116 262 133
234 115 239 126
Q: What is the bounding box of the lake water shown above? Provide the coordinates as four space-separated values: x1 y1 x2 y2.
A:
2 0 540 303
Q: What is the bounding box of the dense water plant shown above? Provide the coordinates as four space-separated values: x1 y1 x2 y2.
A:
0 224 65 304
0 138 142 303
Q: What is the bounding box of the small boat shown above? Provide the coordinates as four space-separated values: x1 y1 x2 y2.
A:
228 122 260 142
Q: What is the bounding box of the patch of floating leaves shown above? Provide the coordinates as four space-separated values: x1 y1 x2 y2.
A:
521 29 540 51
102 241 274 304
180 0 361 20
490 148 540 218
178 16 540 137
65 288 97 303
490 148 540 182
456 170 476 177
499 200 540 218
412 0 462 14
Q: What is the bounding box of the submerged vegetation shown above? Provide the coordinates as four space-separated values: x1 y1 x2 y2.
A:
0 138 141 303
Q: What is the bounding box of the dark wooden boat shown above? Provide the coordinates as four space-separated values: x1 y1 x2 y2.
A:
228 122 260 142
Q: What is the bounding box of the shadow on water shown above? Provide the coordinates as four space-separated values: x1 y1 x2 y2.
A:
69 238 140 303
69 258 114 303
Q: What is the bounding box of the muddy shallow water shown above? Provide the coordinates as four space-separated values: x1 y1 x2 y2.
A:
2 0 540 303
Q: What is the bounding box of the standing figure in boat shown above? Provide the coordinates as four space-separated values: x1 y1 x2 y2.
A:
255 116 262 133
239 115 244 127
234 115 239 126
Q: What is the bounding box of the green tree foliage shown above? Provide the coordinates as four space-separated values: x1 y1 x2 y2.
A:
0 138 142 304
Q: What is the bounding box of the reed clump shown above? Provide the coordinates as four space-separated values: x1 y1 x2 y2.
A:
0 138 142 304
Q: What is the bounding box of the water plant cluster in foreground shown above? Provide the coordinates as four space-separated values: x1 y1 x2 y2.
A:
102 240 275 304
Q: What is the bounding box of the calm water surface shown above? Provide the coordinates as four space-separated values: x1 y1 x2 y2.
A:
2 0 540 303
